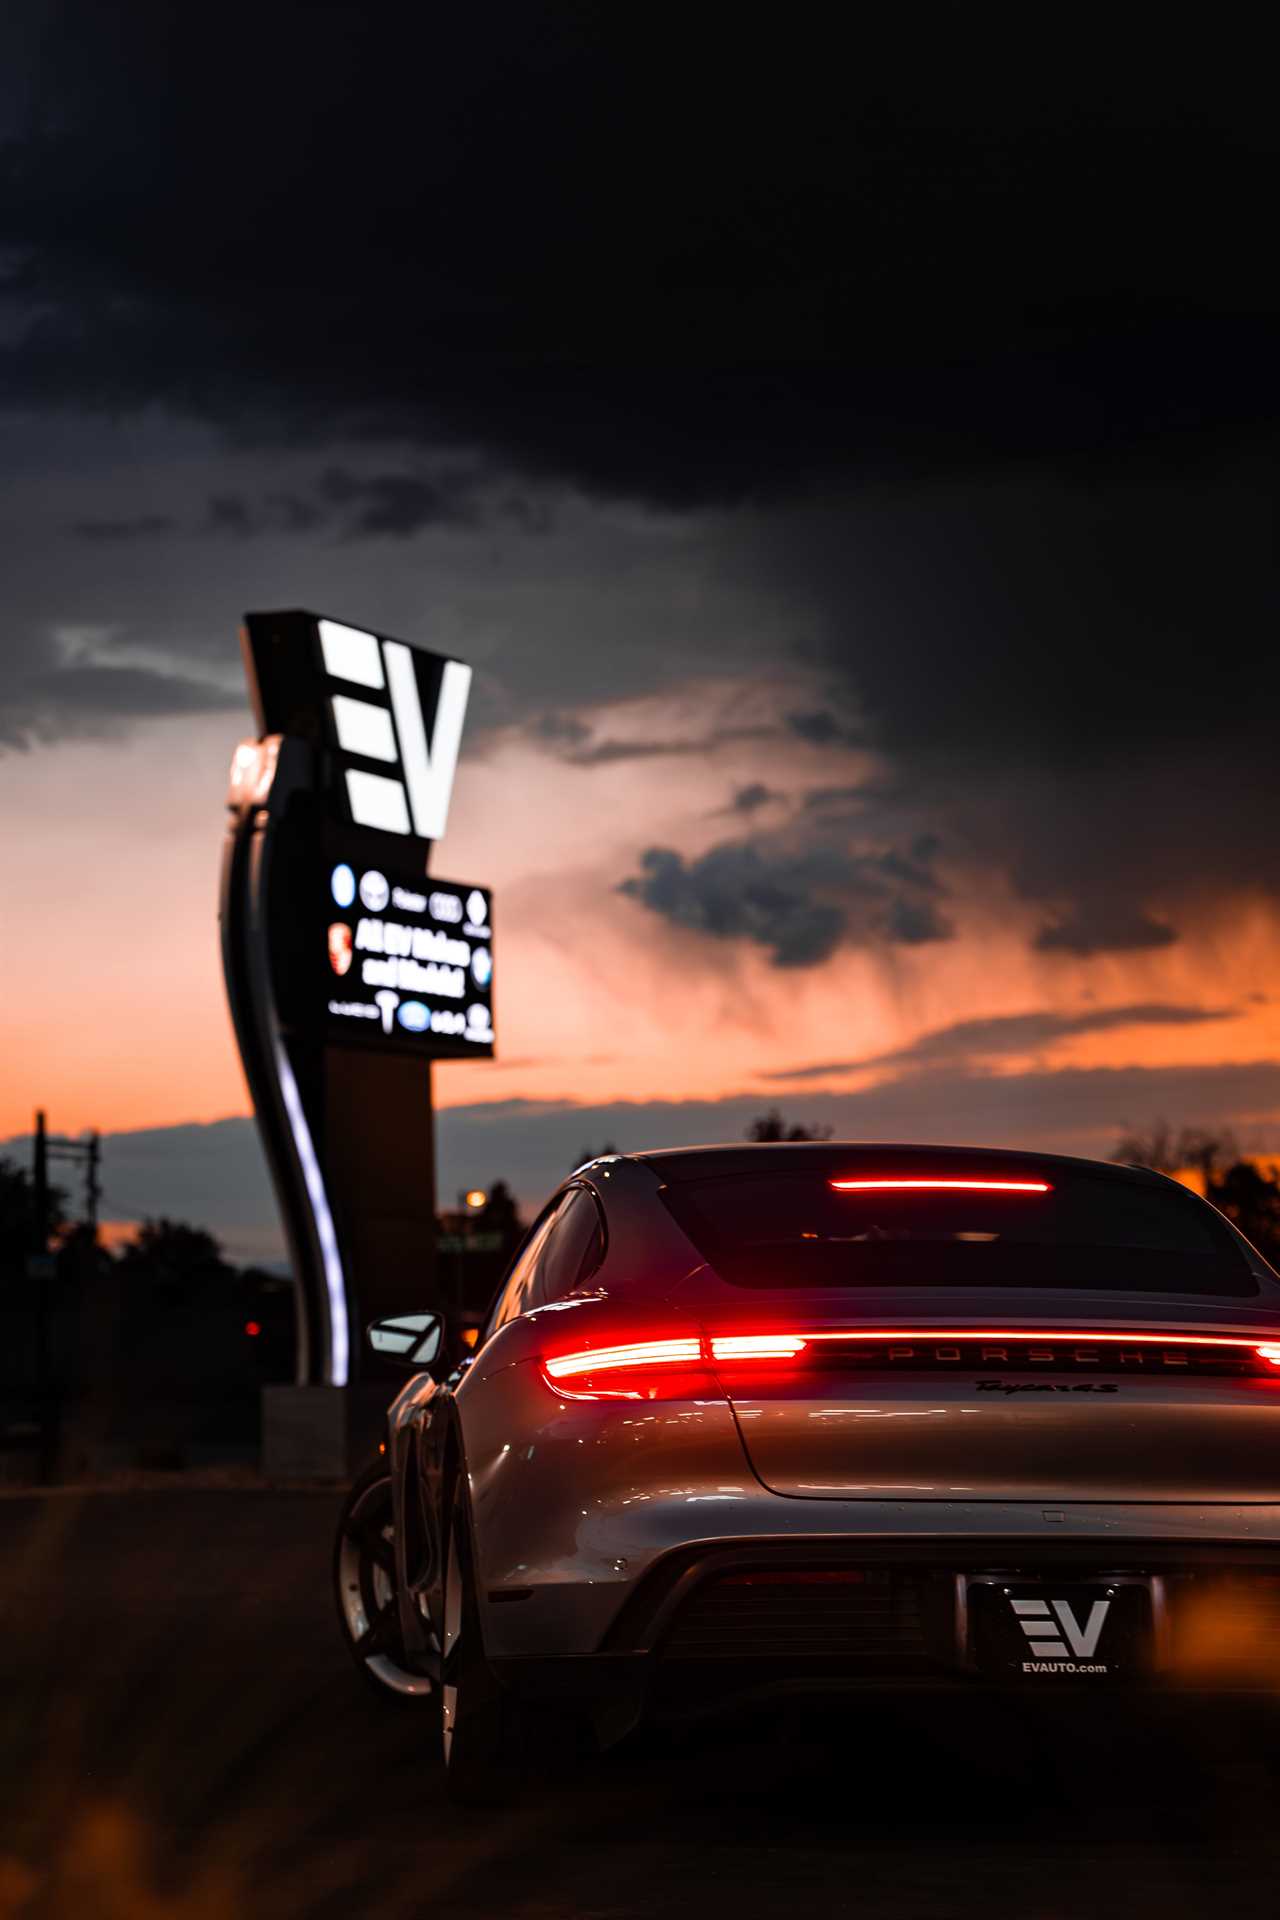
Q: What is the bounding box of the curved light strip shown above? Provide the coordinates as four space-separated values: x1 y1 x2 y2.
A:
830 1178 1052 1194
544 1337 702 1380
275 1041 350 1387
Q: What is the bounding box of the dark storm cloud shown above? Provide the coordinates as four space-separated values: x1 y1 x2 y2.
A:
2 9 1275 504
315 467 484 538
787 711 865 749
764 1003 1238 1082
205 491 324 537
71 514 174 541
727 783 778 815
3 5 1279 952
803 784 879 812
569 728 777 767
23 662 240 718
754 446 1280 950
205 469 526 539
620 832 951 968
1034 910 1180 958
1 628 244 749
532 716 779 767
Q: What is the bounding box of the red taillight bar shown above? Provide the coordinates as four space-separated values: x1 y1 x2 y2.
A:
802 1329 1280 1353
543 1337 702 1381
542 1327 1280 1387
542 1334 809 1382
710 1334 808 1360
830 1178 1052 1194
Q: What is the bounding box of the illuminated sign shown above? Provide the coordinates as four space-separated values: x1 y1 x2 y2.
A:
318 847 494 1059
240 610 471 841
224 609 495 1400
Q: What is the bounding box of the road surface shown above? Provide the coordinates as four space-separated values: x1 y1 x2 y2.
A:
3 1485 1280 1918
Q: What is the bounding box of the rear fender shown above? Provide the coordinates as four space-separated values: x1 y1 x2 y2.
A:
453 1337 751 1619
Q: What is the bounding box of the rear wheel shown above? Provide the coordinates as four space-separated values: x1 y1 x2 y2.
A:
334 1458 433 1702
440 1479 524 1802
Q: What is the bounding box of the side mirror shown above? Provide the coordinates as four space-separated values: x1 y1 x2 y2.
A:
366 1311 444 1371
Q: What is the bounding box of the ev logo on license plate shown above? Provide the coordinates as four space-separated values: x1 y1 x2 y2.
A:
1011 1595 1110 1660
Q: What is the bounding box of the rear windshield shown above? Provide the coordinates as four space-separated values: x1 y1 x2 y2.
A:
661 1170 1257 1296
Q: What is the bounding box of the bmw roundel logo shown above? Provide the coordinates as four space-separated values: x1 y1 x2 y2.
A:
359 869 390 912
397 1000 430 1032
330 863 357 909
471 947 492 987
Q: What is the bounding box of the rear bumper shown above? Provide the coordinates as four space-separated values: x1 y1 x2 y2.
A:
477 1496 1280 1659
488 1533 1280 1725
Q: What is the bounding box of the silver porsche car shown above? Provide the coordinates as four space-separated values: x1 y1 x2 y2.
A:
335 1141 1280 1799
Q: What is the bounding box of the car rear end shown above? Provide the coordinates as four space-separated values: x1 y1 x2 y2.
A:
468 1146 1280 1728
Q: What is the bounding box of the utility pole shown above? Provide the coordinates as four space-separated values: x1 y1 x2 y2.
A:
85 1131 101 1235
39 1121 102 1230
32 1110 49 1256
29 1114 103 1482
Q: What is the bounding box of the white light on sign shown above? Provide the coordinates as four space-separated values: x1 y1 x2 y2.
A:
384 643 472 841
275 1040 349 1387
331 695 396 762
345 770 411 834
331 863 357 908
318 620 384 688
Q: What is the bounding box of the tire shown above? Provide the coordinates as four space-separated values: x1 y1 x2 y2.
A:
440 1477 525 1803
333 1457 434 1703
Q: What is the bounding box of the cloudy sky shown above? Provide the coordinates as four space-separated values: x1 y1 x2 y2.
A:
3 7 1278 1255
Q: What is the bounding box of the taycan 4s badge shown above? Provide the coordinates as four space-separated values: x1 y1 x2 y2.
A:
976 1380 1119 1394
1012 1596 1111 1672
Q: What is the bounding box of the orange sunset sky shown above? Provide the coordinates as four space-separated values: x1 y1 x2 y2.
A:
6 669 1280 1166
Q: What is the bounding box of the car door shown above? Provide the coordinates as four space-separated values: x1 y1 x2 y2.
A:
404 1193 577 1655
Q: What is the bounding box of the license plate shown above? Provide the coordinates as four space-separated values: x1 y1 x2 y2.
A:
968 1580 1153 1681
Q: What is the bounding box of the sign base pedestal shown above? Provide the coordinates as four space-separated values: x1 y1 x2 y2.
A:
261 1384 391 1480
261 1385 349 1480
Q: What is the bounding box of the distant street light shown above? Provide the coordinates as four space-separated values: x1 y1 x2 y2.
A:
464 1189 487 1210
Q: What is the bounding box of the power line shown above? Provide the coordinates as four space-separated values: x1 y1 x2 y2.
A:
32 1110 101 1246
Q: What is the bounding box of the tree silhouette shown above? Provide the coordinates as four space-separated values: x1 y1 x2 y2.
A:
0 1157 67 1277
746 1109 833 1143
1206 1162 1280 1267
116 1219 233 1292
1113 1123 1237 1180
1113 1125 1280 1270
476 1180 526 1255
574 1141 619 1167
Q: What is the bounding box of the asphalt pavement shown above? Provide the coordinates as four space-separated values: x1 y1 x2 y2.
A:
3 1485 1280 1919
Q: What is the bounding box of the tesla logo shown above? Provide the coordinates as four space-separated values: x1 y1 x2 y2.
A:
1011 1596 1110 1659
318 619 471 840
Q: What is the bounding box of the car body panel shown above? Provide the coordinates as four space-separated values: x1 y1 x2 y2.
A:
719 1368 1280 1502
375 1142 1280 1697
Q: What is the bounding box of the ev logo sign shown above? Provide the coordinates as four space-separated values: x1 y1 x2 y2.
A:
1011 1595 1110 1662
318 619 471 841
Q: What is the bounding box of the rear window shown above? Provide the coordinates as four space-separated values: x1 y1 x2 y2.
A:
661 1170 1257 1296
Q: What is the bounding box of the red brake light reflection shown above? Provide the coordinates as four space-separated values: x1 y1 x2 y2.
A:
830 1178 1052 1194
709 1334 807 1361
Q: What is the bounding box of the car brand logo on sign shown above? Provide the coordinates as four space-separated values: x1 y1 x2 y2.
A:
1011 1596 1111 1670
